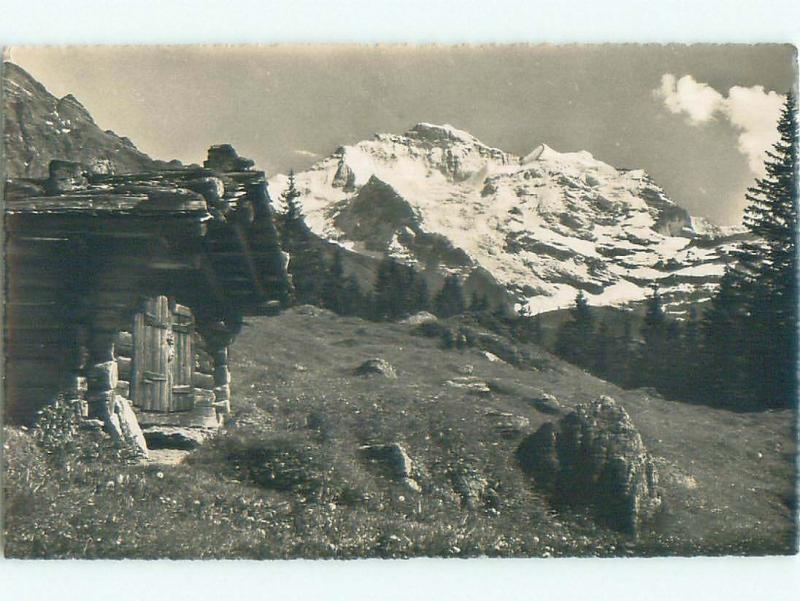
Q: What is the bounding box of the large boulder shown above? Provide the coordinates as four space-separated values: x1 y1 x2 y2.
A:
400 311 438 326
354 358 397 379
104 395 149 458
516 395 661 535
359 442 420 491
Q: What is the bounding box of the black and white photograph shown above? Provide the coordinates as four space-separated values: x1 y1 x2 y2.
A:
1 38 797 569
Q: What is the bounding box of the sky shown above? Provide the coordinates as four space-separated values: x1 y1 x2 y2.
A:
7 44 797 224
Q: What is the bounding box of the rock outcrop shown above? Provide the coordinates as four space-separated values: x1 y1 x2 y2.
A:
516 395 661 535
359 442 420 491
3 62 167 178
104 396 149 459
354 358 397 379
529 393 563 415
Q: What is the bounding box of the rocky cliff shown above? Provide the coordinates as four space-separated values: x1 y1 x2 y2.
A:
2 61 177 178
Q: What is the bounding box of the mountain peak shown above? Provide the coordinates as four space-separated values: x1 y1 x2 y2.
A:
522 143 598 166
405 123 483 147
270 123 738 316
3 61 161 178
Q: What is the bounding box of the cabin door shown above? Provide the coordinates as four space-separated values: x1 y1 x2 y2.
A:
131 296 196 412
170 304 195 411
131 296 172 411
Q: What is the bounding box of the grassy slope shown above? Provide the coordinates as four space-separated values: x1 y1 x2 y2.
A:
3 307 796 558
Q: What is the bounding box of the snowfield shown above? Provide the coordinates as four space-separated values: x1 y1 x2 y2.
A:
270 123 747 315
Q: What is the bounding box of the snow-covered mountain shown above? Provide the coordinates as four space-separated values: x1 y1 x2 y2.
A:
269 123 748 315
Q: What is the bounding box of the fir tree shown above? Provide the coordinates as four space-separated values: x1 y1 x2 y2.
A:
433 274 467 318
372 256 398 320
702 94 797 408
321 247 346 314
280 170 326 305
636 285 672 391
740 94 798 407
408 270 430 314
554 291 595 368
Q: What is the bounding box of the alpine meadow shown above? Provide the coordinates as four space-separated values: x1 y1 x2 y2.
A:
2 45 797 559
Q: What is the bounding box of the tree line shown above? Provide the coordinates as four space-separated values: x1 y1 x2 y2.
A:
553 95 797 411
278 171 479 321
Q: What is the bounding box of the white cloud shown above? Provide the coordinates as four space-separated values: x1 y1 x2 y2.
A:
658 73 724 124
655 74 785 174
725 84 785 173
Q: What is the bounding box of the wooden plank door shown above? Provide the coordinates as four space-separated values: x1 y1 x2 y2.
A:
131 296 172 411
170 303 195 412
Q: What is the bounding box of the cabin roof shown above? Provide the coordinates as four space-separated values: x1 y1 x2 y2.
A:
4 146 291 315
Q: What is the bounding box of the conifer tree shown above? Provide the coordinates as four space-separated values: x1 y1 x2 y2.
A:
409 270 430 314
554 291 595 368
637 285 671 390
740 94 798 407
372 256 398 320
433 274 467 318
702 94 797 408
280 170 326 305
321 247 346 314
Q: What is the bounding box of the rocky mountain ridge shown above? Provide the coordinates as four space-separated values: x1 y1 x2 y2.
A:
269 123 748 315
2 61 177 178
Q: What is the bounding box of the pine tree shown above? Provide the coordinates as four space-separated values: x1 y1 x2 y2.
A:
636 285 671 391
740 94 798 407
321 247 346 314
554 291 595 368
702 94 797 408
341 275 365 316
593 320 612 377
372 256 397 320
524 314 544 344
433 274 467 318
677 305 703 401
409 270 430 314
280 170 326 306
701 269 751 405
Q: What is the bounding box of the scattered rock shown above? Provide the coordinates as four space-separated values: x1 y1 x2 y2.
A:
293 304 334 317
529 393 563 415
359 442 420 491
104 395 148 458
400 311 438 326
516 395 661 535
480 351 505 363
451 467 499 511
445 376 491 395
78 418 105 432
483 409 530 438
354 358 397 379
143 426 211 450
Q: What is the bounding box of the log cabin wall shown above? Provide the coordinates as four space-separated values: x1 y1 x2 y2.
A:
4 145 290 427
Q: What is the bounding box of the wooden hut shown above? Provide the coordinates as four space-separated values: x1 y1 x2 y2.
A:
4 145 290 450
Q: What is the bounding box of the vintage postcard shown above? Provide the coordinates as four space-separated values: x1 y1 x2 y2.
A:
1 43 797 562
